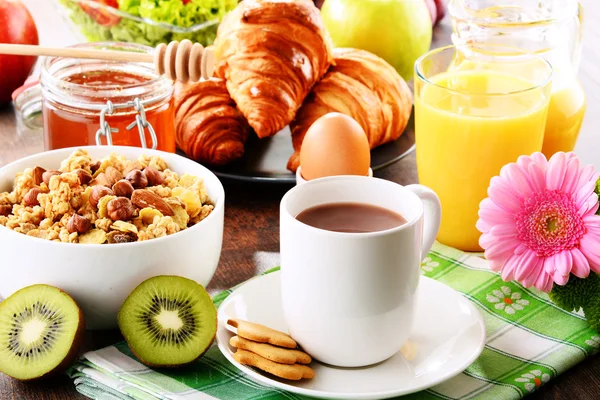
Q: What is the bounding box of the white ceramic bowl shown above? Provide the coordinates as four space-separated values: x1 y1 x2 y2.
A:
295 166 373 185
0 146 225 330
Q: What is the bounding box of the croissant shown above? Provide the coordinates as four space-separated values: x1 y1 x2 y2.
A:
288 48 413 172
213 0 333 139
173 79 251 166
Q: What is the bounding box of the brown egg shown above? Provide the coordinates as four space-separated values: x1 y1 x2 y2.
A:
299 113 370 180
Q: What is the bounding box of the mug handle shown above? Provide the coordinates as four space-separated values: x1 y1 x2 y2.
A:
405 184 442 260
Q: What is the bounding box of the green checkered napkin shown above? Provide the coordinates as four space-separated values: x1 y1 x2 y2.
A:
68 243 600 400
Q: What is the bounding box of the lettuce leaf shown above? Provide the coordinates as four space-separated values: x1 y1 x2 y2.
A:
58 0 236 47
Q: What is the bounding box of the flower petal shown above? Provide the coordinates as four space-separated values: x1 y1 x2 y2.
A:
553 271 569 286
575 165 596 193
506 162 537 198
488 180 523 212
487 295 500 303
579 234 600 273
546 152 567 190
521 258 543 288
484 239 520 262
569 247 590 278
501 286 511 295
561 156 582 194
535 272 554 293
512 303 524 310
505 306 515 314
531 152 548 171
531 370 542 376
514 250 541 282
575 181 597 210
495 302 505 310
511 292 522 300
554 250 573 279
527 163 547 193
543 253 559 275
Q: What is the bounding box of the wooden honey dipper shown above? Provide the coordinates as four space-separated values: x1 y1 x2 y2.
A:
0 39 215 82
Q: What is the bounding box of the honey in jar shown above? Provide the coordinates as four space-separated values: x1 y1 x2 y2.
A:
41 42 175 152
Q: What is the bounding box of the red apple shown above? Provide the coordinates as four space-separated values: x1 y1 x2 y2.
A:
79 0 121 27
0 0 38 105
424 0 437 25
434 0 447 24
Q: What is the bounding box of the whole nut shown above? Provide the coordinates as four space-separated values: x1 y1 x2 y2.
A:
33 166 46 185
131 189 174 216
104 166 123 187
0 205 11 216
144 166 165 186
90 161 101 174
107 197 135 221
67 214 91 234
90 186 114 209
123 161 143 175
126 169 148 189
74 169 93 185
112 179 134 198
89 172 111 187
23 188 42 207
42 170 61 186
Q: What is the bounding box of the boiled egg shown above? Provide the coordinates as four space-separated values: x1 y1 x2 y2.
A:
299 112 370 180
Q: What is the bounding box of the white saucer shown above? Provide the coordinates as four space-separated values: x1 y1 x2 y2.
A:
216 271 486 400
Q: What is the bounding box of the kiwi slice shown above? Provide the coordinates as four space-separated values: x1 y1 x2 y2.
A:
0 284 84 381
118 275 217 367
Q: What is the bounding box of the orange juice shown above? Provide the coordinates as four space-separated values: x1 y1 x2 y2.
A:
415 70 551 251
542 79 586 157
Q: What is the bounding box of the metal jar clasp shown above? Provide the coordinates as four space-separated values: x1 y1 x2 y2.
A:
95 98 158 149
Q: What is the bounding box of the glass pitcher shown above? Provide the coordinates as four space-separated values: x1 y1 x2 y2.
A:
449 0 586 158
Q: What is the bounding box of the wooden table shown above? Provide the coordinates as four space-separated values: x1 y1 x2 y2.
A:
1 1 599 399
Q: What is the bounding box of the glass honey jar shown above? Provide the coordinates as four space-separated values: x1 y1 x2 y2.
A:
40 42 176 151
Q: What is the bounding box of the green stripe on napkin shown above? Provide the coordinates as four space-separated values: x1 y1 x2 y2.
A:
68 243 599 400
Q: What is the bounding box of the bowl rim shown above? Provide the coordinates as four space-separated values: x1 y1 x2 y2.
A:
0 146 225 248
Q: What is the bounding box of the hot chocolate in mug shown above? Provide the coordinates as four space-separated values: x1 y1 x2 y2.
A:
280 176 442 367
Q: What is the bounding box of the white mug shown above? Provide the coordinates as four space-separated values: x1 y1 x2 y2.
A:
280 176 442 367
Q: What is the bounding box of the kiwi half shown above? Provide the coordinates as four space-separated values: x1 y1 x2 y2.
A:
118 275 217 368
0 284 84 381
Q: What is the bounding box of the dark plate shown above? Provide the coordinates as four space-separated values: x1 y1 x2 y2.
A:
207 114 415 183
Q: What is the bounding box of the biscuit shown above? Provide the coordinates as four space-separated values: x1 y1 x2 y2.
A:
234 349 315 380
401 340 418 361
227 319 297 349
230 336 312 365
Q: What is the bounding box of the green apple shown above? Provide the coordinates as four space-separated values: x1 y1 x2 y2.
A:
321 0 432 81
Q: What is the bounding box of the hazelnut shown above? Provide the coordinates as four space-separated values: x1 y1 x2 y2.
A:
33 166 46 185
107 197 135 221
90 161 101 174
126 169 148 189
112 179 134 198
74 169 93 185
144 166 165 186
89 172 111 187
123 161 143 175
67 214 91 234
104 166 123 187
0 204 11 216
42 170 61 186
23 188 42 207
89 186 114 209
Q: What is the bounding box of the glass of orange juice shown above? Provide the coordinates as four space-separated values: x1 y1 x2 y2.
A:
414 45 552 252
449 0 586 158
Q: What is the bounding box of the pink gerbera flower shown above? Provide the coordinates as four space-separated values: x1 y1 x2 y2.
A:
477 152 600 293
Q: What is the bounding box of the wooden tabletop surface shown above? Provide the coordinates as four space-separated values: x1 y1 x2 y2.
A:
1 1 599 399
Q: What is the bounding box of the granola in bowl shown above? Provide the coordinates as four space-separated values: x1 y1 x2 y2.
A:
0 149 214 244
